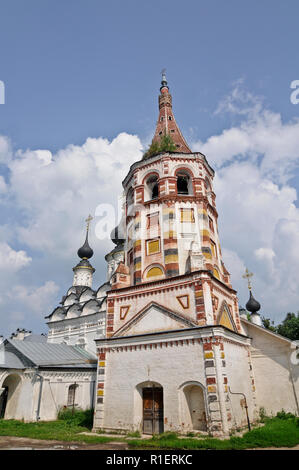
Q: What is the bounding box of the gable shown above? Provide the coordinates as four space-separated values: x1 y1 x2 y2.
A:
217 302 237 332
114 302 196 337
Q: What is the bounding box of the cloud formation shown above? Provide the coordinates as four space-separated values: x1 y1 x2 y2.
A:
193 82 299 318
1 81 299 335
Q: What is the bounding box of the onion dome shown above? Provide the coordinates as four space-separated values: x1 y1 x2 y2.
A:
111 223 125 246
77 233 93 259
246 291 261 314
77 215 94 259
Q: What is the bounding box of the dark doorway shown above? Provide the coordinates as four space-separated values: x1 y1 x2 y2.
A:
143 387 164 434
0 386 8 419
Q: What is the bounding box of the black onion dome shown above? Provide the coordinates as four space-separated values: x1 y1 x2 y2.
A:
111 224 125 246
77 233 93 259
246 291 261 313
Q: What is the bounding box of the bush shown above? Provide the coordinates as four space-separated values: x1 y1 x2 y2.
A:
258 407 268 423
276 410 296 420
57 408 94 429
143 134 177 159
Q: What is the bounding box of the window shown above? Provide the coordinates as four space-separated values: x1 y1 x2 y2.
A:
168 116 172 120
67 384 78 407
180 208 195 223
128 249 133 265
147 212 159 228
209 217 214 233
211 240 217 258
146 175 159 201
126 188 134 208
177 171 191 195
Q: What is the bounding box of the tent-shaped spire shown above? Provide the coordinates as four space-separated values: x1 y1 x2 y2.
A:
151 71 192 154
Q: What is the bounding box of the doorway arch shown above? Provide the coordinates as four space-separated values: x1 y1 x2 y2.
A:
179 381 207 431
135 381 164 434
0 374 22 419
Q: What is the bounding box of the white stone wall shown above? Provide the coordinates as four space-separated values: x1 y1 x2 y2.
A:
0 368 97 421
99 341 207 433
47 312 105 355
223 340 257 427
242 321 299 417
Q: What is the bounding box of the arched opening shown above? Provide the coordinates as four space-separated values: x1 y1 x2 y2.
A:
135 381 164 434
0 374 22 419
126 187 134 215
146 175 159 201
176 170 192 195
0 386 8 419
180 382 207 431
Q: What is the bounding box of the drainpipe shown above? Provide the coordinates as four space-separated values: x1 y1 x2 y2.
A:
34 368 44 421
228 387 251 431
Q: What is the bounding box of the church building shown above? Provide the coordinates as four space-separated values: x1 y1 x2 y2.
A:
0 74 298 433
92 73 299 435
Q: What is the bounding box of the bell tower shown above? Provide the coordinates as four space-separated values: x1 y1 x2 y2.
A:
95 75 254 437
104 73 242 335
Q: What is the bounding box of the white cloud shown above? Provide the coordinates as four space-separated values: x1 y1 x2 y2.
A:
0 176 7 193
194 83 299 321
11 281 59 315
1 81 299 332
0 136 12 164
0 242 32 272
0 132 143 336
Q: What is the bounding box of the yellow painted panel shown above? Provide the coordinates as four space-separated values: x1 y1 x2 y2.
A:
219 310 233 330
205 352 214 359
146 267 163 278
201 229 210 237
147 239 160 255
208 385 216 393
134 262 141 270
213 267 220 279
195 290 203 297
180 209 195 223
165 254 178 263
97 390 104 396
99 361 105 367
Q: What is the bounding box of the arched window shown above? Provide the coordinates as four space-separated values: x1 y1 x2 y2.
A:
67 384 78 407
177 170 192 195
127 188 134 207
146 175 159 201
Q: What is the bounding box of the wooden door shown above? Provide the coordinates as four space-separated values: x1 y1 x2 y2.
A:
143 387 164 434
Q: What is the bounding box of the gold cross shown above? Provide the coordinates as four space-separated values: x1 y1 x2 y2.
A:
242 268 253 291
85 214 93 232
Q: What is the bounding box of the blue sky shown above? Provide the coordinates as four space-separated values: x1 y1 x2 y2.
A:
1 0 299 336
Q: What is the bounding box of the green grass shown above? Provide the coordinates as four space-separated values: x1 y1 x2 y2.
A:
0 414 298 449
128 417 299 450
0 418 123 445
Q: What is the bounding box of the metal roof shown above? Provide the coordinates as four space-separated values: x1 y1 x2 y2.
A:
7 339 97 367
0 350 26 369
